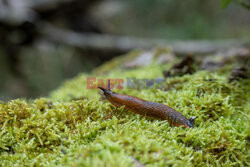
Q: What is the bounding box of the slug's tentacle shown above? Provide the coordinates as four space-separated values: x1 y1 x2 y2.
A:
107 79 111 90
98 80 195 128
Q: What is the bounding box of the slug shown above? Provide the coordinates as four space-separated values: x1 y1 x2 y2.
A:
98 80 196 128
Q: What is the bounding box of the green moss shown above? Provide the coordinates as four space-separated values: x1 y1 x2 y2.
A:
0 50 249 167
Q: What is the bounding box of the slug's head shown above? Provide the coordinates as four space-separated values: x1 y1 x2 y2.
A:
186 116 196 128
98 80 114 97
98 87 113 97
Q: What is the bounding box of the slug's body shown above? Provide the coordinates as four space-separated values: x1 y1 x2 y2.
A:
99 82 195 128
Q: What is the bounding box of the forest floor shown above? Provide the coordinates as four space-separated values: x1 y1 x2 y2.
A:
0 47 249 167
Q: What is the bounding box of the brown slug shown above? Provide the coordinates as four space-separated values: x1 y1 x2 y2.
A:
98 80 196 128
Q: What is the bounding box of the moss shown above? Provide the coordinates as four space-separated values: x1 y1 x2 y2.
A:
0 50 249 167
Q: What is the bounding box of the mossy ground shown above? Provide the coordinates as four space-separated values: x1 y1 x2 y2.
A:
0 51 249 167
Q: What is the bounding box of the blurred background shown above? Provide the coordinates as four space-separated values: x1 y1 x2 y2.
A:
0 0 249 100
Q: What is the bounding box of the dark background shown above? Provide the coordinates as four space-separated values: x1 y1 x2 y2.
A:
0 0 249 100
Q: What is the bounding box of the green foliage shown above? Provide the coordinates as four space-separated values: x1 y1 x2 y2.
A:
220 0 232 8
0 52 249 166
221 0 250 10
108 0 250 39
